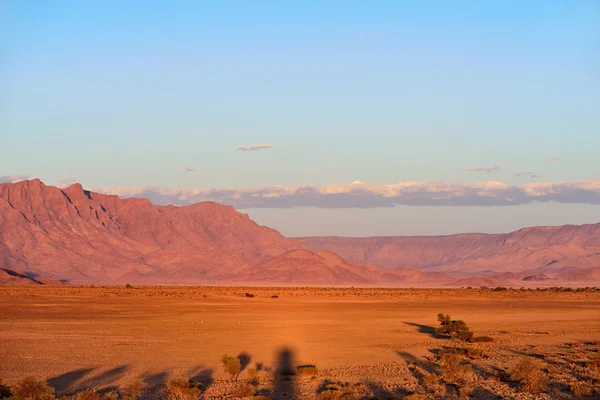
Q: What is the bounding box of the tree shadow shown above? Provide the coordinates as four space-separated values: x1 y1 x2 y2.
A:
79 365 130 388
188 366 214 390
273 348 297 400
141 371 169 386
47 367 96 391
403 321 445 339
237 352 252 373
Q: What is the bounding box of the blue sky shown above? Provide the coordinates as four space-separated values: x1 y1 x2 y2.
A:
1 1 599 235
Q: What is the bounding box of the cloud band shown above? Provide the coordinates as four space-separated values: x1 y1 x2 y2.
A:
93 180 600 208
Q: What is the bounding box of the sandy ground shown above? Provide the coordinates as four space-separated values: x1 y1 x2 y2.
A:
0 286 599 399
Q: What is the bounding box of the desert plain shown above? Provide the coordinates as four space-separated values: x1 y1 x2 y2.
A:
1 286 599 399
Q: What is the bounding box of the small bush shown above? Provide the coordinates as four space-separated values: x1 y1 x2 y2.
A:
422 374 439 386
465 347 484 359
120 379 145 400
405 394 428 400
271 295 279 299
221 353 241 380
458 386 473 398
231 383 255 398
166 377 203 400
438 352 472 384
125 283 133 289
245 293 255 298
297 364 318 377
100 392 119 400
436 314 473 342
246 367 257 380
10 377 55 400
571 381 593 397
471 336 494 343
509 358 548 393
76 389 100 400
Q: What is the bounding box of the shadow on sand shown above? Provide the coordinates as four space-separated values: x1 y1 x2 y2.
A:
402 321 445 339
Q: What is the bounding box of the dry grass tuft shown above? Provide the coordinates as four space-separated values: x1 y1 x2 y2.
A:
75 389 99 400
509 358 548 393
10 376 55 400
230 383 256 397
571 381 593 397
120 379 145 400
458 386 473 398
166 377 203 400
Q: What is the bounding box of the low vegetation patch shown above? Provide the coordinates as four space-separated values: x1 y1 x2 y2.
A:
436 313 473 342
120 379 145 400
508 358 548 393
9 376 55 400
166 377 203 400
245 292 255 298
221 353 242 380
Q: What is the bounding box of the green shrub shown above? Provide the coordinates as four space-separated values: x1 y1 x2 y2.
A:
436 314 473 342
221 354 241 380
9 377 55 400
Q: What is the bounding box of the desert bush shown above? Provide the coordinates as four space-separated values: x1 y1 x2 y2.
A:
271 295 278 299
76 389 99 400
465 347 484 359
246 367 257 380
509 358 548 393
9 377 55 400
0 380 11 400
436 314 473 342
471 336 494 343
125 283 133 289
405 394 429 400
422 374 439 386
458 386 473 398
438 352 472 384
120 379 145 400
492 287 507 291
297 364 318 377
100 392 118 400
245 293 255 298
230 383 255 398
221 354 241 380
166 377 203 400
571 381 593 397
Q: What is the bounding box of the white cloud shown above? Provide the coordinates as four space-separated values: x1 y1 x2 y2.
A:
545 156 563 162
92 179 600 208
0 174 30 184
461 165 500 173
236 144 274 151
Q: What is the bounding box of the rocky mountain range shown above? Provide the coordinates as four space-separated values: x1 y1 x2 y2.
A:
1 179 598 286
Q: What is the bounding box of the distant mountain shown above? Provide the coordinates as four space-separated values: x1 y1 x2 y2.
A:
0 179 303 284
1 179 599 286
300 224 600 276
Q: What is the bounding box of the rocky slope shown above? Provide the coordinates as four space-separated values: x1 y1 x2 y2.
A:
301 224 600 277
0 179 303 283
